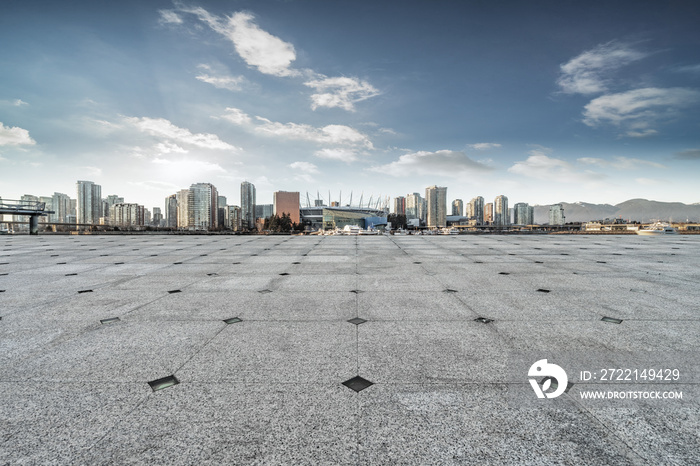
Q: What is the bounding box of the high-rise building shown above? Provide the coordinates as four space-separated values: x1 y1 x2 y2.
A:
393 196 406 216
549 204 566 225
484 202 493 224
165 194 178 228
111 203 145 227
188 183 219 230
152 207 163 226
51 192 71 224
103 195 124 218
425 185 447 228
469 196 484 224
452 199 464 217
228 205 242 231
274 191 300 223
514 202 533 225
38 196 52 224
176 189 189 228
241 181 256 230
76 180 102 225
218 196 227 228
494 195 509 227
255 204 273 220
405 193 422 221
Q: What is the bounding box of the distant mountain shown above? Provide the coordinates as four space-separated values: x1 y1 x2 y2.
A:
532 199 700 223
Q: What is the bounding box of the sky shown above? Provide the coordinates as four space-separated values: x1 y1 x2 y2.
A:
1 0 700 211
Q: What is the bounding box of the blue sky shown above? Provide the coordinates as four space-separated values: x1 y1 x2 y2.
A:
2 0 700 211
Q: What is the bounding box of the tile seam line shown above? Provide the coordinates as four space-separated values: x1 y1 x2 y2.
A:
565 392 652 465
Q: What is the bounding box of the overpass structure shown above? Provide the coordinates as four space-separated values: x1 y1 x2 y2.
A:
0 199 54 235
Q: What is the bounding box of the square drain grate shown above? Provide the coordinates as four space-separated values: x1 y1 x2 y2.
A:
223 317 242 324
279 273 290 276
474 317 493 324
499 272 510 275
148 375 180 392
601 316 622 324
168 289 181 294
536 289 550 293
100 317 120 324
347 317 367 325
342 376 374 392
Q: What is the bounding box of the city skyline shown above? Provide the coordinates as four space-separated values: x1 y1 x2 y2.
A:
2 1 700 209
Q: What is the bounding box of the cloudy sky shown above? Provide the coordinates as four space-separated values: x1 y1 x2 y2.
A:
2 0 700 211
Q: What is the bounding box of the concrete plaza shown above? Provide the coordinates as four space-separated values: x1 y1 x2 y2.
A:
1 234 699 464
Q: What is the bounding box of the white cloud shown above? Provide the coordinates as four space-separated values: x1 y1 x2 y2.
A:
370 150 491 178
159 10 183 25
0 122 36 146
0 99 28 107
304 76 380 111
221 108 373 150
124 116 237 150
625 129 658 138
196 64 246 91
314 148 360 163
558 41 647 94
468 143 501 150
184 8 299 77
509 152 600 183
179 7 378 111
577 156 665 169
289 161 319 173
254 118 372 147
582 87 700 132
220 107 252 126
155 142 188 154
